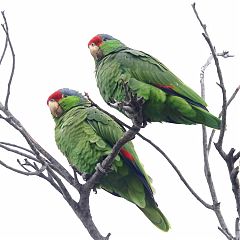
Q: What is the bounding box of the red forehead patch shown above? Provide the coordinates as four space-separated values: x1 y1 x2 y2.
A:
88 35 102 47
47 90 62 105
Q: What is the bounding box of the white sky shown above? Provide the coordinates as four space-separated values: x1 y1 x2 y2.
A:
0 0 239 239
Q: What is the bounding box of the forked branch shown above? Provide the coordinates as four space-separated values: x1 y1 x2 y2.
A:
193 2 239 239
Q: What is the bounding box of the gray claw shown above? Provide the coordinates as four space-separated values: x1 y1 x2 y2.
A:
82 173 92 181
108 102 120 109
95 163 107 174
122 105 135 114
108 91 146 128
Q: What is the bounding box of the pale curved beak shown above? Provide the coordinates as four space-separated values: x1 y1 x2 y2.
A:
89 45 101 60
48 100 63 117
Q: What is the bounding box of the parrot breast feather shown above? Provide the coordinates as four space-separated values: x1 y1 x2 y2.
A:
55 107 110 174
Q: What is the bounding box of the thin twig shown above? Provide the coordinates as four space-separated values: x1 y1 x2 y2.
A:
0 141 35 154
0 110 77 187
140 132 213 209
0 158 47 176
0 12 8 65
200 51 234 108
0 36 7 65
47 167 74 202
1 11 15 110
218 227 234 240
208 85 240 152
192 3 227 147
17 159 33 172
38 171 62 194
0 142 41 162
203 35 227 148
1 111 76 186
236 218 240 240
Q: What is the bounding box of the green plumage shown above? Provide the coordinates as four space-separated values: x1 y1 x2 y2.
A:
94 36 221 129
51 91 170 231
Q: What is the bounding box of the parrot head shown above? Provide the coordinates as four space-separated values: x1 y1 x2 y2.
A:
47 88 91 118
88 34 124 61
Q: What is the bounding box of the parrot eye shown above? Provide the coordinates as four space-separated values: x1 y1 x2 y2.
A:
91 42 96 47
49 99 55 102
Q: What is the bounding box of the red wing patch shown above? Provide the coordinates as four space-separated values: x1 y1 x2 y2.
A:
155 84 174 90
120 148 135 162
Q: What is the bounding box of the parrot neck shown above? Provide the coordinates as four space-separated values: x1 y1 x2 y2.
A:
58 96 91 115
99 40 126 59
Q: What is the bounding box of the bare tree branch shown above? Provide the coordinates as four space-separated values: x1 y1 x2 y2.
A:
192 2 235 239
192 3 240 230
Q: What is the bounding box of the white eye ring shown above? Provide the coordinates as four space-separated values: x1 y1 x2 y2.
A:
91 42 96 46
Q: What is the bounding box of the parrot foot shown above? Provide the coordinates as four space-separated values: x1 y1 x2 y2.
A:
82 173 92 181
108 101 136 115
127 95 147 128
93 187 98 194
95 163 108 174
109 96 146 128
72 167 81 185
71 166 92 181
108 101 122 110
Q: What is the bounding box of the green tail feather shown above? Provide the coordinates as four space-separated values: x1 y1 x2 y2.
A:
139 197 170 232
191 106 221 129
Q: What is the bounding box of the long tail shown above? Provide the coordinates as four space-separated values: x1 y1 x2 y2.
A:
139 196 170 232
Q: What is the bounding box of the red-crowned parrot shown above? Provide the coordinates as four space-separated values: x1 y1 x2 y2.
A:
47 88 170 231
88 34 221 129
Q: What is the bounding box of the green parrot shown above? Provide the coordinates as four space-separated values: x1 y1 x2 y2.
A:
47 88 170 231
88 34 221 129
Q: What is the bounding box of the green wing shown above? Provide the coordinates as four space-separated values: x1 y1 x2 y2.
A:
85 106 154 192
115 48 207 107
